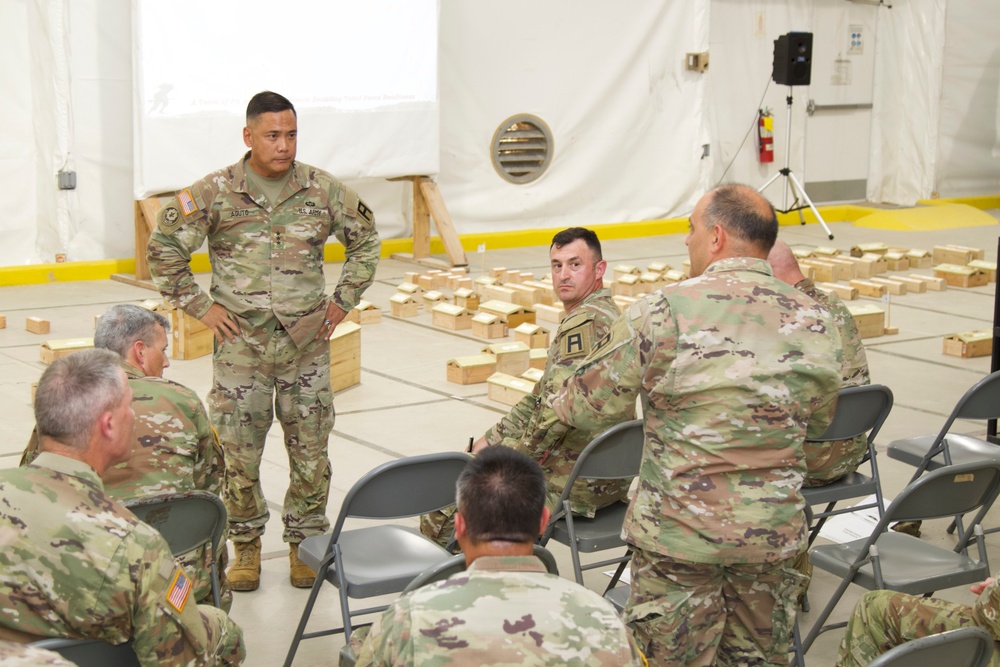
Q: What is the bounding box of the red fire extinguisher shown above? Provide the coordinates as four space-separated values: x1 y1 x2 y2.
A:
757 108 774 163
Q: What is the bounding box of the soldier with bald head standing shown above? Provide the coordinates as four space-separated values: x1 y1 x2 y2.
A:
147 90 381 592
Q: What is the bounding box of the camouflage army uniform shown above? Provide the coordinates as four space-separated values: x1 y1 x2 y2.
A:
797 278 871 486
354 555 645 666
0 641 76 666
553 257 842 667
838 586 1000 666
22 362 229 610
420 288 634 546
146 154 380 543
0 453 245 666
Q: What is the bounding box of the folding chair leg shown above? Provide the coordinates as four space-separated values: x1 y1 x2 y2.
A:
789 616 805 667
602 553 630 595
284 559 332 667
801 572 857 653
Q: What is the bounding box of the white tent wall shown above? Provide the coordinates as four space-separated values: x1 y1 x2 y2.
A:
3 0 998 268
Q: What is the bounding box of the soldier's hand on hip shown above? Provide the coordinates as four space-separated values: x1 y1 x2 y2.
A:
200 304 240 344
317 303 348 341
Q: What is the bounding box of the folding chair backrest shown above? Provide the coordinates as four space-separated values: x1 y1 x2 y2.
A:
334 452 471 533
124 490 226 557
952 370 1000 422
884 461 1000 526
811 384 893 443
866 626 995 667
562 419 644 491
31 637 141 667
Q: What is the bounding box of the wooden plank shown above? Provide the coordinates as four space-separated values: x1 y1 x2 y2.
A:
418 177 468 267
908 274 947 291
412 179 431 259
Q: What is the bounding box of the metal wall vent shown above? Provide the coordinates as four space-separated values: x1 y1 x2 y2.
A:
491 114 553 184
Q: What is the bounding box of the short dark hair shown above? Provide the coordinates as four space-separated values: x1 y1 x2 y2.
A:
456 447 547 544
35 349 127 450
703 184 778 252
246 91 296 123
95 304 170 359
551 227 602 262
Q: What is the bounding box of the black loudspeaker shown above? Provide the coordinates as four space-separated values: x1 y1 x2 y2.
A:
772 32 813 86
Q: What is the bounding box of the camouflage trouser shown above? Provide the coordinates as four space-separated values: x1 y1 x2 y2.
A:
836 590 999 667
208 326 334 543
197 604 247 666
623 549 806 667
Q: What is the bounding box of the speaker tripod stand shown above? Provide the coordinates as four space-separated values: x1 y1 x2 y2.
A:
758 91 834 240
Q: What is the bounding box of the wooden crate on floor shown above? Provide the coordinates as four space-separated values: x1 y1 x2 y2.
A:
389 293 419 318
432 303 472 330
513 323 549 349
906 249 932 268
883 251 909 272
453 288 480 312
908 274 947 291
968 260 997 283
446 354 497 385
942 330 992 358
817 283 858 301
487 372 537 406
40 338 94 365
933 264 989 288
851 242 888 257
471 312 507 339
483 341 530 376
26 317 50 335
345 300 382 325
529 347 547 370
533 303 565 324
170 309 213 360
479 300 536 329
933 245 980 266
330 321 361 392
847 303 886 339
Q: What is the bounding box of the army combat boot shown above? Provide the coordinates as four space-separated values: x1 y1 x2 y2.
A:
289 543 317 588
228 538 261 592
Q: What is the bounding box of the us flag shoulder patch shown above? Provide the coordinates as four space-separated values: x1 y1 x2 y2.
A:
177 189 198 216
166 569 192 612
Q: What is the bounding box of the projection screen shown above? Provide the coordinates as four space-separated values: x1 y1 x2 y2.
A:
132 0 439 198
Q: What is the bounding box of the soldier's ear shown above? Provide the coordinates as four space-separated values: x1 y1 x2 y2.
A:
454 512 467 540
537 507 551 537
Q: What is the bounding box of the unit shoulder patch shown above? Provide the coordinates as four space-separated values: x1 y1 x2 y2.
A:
560 320 594 359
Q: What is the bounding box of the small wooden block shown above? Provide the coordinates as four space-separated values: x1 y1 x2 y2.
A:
847 303 886 339
933 245 977 266
647 262 670 274
908 274 946 291
483 341 531 376
533 303 566 324
488 267 508 280
26 317 50 335
40 338 95 365
329 321 361 393
942 330 992 358
447 354 497 384
860 253 888 275
968 260 997 283
389 293 419 318
432 303 473 330
345 300 382 325
529 347 547 370
0 314 6 329
893 276 927 293
848 280 887 298
906 249 932 269
513 323 549 349
471 312 507 340
851 242 888 257
454 288 480 312
817 282 858 301
486 372 536 407
479 300 535 329
884 252 910 272
934 264 989 288
869 277 907 296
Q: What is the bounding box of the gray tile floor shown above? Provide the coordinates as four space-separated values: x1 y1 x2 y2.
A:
1 213 998 666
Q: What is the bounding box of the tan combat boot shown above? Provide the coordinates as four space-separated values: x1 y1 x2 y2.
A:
289 543 317 588
228 538 261 592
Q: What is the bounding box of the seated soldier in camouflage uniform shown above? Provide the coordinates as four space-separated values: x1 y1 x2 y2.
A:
769 240 871 486
420 228 634 548
553 184 843 667
0 349 244 666
22 304 230 610
837 576 1000 666
0 641 76 667
356 446 645 666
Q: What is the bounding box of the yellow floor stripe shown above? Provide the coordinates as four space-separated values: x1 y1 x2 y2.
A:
854 204 998 231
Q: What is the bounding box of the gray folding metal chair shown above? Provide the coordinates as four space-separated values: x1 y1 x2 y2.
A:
802 384 893 547
284 452 470 667
539 419 644 590
887 370 1000 478
31 637 141 667
801 461 1000 654
123 490 227 608
867 626 995 667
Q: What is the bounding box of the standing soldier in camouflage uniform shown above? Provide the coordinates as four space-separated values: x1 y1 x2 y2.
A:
0 349 244 666
420 228 633 547
21 304 230 610
357 447 645 666
837 577 1000 666
769 240 871 485
553 184 843 666
146 91 381 592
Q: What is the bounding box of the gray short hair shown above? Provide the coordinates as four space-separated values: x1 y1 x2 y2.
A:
35 348 127 449
95 304 170 358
